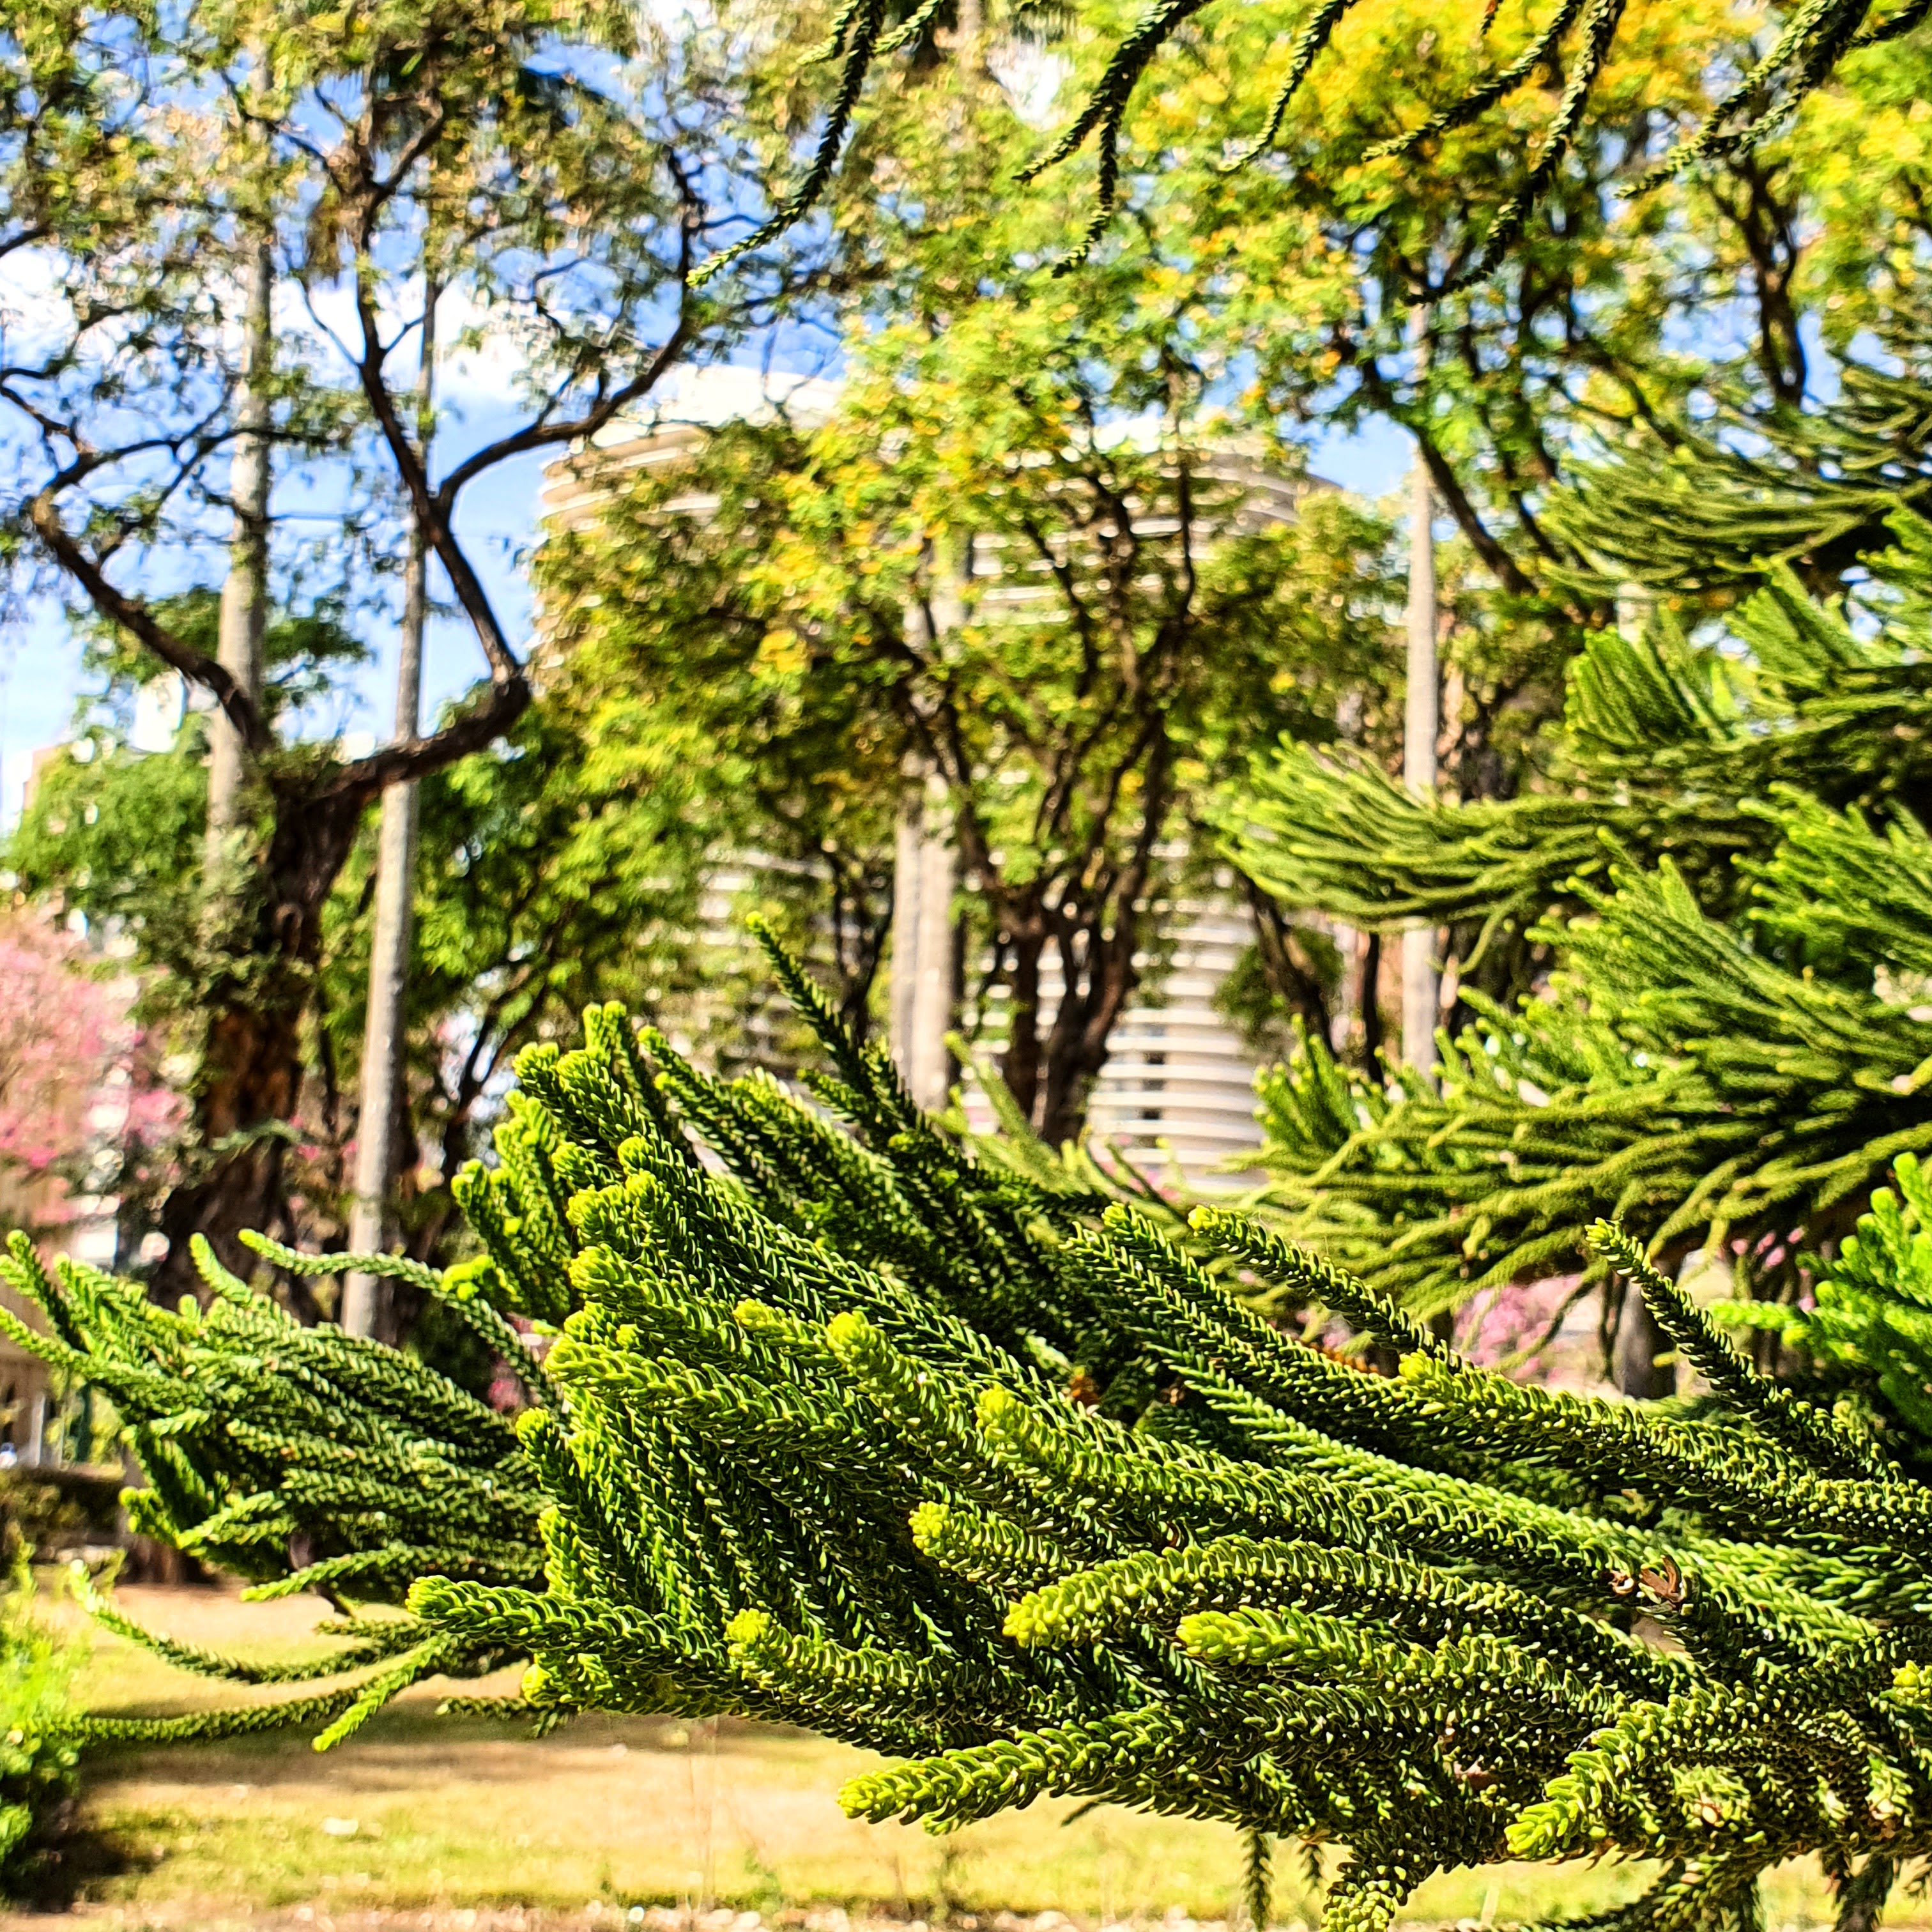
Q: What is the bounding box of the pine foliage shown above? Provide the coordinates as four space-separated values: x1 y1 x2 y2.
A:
1227 519 1932 939
48 945 1932 1932
351 970 1932 1932
1227 515 1932 1311
0 1228 555 1746
1549 330 1932 596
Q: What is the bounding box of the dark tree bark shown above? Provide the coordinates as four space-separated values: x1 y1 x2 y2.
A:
1241 874 1335 1045
1358 930 1384 1071
1000 926 1046 1130
825 851 895 1047
985 737 1172 1147
130 664 529 1298
1613 1286 1675 1400
150 741 530 1301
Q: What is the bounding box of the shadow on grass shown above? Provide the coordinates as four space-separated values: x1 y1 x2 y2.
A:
74 1708 785 1793
9 1800 144 1914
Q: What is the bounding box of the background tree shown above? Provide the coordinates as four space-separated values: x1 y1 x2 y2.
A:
1190 8 1932 1367
0 0 809 1295
1149 0 1910 1024
813 0 1884 1045
1211 19 1932 1034
540 297 1405 1143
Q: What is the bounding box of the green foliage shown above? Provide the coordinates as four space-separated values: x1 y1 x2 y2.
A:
9 600 730 1273
1551 332 1932 600
345 962 1932 1932
1 0 819 1292
1227 505 1932 1312
1249 838 1932 1312
321 696 720 1252
0 1574 83 1890
1229 528 1932 940
70 588 369 737
8 591 366 975
0 1225 553 1745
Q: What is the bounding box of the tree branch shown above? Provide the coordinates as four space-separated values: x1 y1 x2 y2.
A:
1354 354 1538 600
321 675 532 806
431 319 698 505
24 491 274 755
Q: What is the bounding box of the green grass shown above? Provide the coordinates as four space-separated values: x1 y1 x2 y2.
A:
0 1581 1896 1929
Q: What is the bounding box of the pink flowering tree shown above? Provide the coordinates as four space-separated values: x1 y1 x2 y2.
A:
0 914 180 1238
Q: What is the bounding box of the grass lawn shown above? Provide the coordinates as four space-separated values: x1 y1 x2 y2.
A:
0 1582 1885 1931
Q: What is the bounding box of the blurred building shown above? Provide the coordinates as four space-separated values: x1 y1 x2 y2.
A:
960 882 1270 1192
542 368 1330 1192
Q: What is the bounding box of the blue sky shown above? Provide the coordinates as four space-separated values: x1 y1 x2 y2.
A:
0 407 553 821
0 385 1415 825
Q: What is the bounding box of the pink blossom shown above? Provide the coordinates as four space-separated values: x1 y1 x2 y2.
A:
1455 1274 1585 1381
0 913 180 1223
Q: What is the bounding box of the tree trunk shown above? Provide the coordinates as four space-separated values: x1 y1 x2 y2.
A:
891 776 922 1068
1242 875 1333 1044
1614 1287 1675 1400
155 999 303 1297
953 0 983 61
1401 309 1439 1089
1358 930 1384 1070
343 282 436 1339
1000 928 1045 1130
153 787 367 1303
1035 919 1140 1149
204 239 273 905
992 898 1149 1149
891 766 957 1112
1828 1856 1897 1932
157 236 286 1304
992 735 1172 1146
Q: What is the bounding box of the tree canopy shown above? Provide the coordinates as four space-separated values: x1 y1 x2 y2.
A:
0 0 815 1289
539 292 1406 1140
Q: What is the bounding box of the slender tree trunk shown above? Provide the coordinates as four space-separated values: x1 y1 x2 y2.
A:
1401 310 1439 1088
891 765 957 1113
1358 930 1383 1070
912 809 957 1110
342 282 436 1340
204 239 273 904
1000 927 1045 1127
891 772 922 1073
1242 875 1333 1044
163 235 280 1303
1034 917 1142 1149
892 549 967 1110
